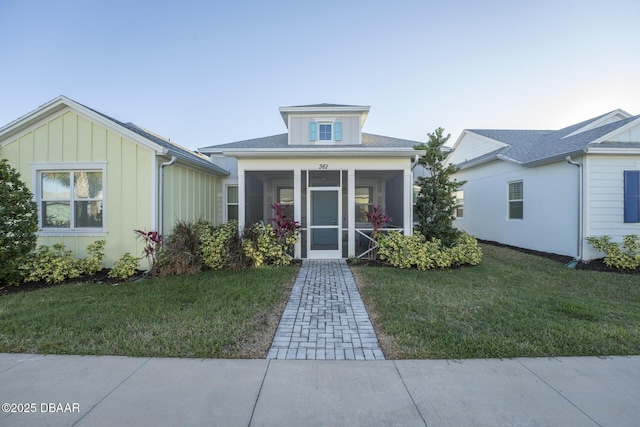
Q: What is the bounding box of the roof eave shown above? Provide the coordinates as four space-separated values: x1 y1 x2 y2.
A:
217 148 424 158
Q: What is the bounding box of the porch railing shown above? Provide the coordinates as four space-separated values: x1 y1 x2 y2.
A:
355 228 403 259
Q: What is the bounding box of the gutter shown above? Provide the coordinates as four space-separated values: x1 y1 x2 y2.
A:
159 155 177 237
565 156 583 266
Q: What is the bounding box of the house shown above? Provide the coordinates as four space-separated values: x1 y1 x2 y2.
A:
0 96 229 268
446 109 640 261
200 104 425 259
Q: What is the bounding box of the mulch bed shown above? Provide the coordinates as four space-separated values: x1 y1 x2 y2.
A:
0 269 145 296
478 240 640 275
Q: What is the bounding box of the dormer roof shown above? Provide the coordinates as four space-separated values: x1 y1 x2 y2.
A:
279 103 370 127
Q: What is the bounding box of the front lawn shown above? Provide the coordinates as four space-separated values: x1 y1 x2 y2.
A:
0 267 297 358
353 244 640 359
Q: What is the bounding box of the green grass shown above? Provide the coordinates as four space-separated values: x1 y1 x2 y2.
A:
353 244 640 359
0 267 297 358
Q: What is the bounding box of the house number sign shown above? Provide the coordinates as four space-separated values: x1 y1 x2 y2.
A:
319 164 329 169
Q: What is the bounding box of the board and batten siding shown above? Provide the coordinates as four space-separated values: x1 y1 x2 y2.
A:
0 109 154 267
453 159 580 257
583 155 640 259
288 115 361 145
162 162 218 234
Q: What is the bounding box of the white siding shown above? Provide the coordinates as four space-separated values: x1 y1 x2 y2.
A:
453 159 580 257
446 132 507 166
602 122 640 143
583 155 640 259
288 115 361 145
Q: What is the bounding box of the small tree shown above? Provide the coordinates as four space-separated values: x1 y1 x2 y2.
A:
413 127 465 247
0 159 38 285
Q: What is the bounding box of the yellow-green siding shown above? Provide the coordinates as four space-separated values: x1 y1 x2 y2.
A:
162 162 218 234
1 110 154 267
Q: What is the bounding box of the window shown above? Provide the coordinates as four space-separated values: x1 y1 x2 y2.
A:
277 186 294 219
455 190 464 218
39 170 103 229
624 170 640 223
319 123 332 141
508 181 523 219
412 184 420 223
227 185 238 221
355 186 373 222
309 121 341 142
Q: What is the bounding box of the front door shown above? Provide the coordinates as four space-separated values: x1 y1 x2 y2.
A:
308 188 341 258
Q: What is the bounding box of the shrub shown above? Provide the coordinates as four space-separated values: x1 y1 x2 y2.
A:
243 223 293 267
108 253 140 280
21 243 82 284
154 220 205 276
376 231 482 270
199 220 241 270
80 240 106 275
0 158 38 285
586 235 640 270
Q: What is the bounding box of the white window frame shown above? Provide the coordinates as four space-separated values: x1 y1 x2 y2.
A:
33 162 107 235
225 184 239 222
508 180 523 220
313 117 336 145
455 190 464 218
318 123 333 141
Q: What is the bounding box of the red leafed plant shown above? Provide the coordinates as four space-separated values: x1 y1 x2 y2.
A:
365 203 390 238
270 203 302 251
134 229 162 271
365 204 390 260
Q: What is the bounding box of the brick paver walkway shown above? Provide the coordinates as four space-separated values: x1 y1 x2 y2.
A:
267 259 385 360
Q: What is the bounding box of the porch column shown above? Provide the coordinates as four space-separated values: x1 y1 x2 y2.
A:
238 168 245 233
404 168 412 236
294 169 301 259
348 168 355 257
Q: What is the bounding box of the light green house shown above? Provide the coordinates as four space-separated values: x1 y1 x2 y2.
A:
0 96 229 268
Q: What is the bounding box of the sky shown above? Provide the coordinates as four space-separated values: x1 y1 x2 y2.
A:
1 0 639 150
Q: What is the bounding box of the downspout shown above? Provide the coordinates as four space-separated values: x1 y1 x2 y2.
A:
159 156 177 237
565 156 583 267
411 154 420 171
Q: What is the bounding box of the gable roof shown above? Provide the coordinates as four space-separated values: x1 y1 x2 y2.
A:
0 96 229 175
454 109 640 168
199 132 424 158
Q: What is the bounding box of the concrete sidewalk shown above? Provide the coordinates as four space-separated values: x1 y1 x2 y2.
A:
1 353 638 426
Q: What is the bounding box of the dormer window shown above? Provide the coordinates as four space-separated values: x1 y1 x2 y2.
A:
309 120 342 143
319 123 332 141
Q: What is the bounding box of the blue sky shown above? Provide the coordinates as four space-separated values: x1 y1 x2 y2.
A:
1 0 639 150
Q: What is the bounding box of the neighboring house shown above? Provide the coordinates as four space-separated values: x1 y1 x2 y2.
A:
0 96 229 268
446 109 640 261
200 104 425 259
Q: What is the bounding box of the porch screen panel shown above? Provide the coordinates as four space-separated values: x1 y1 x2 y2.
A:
385 172 404 228
244 171 294 227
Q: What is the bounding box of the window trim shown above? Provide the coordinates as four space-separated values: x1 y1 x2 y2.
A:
225 184 239 222
508 180 523 220
318 123 333 141
455 189 464 218
33 162 107 235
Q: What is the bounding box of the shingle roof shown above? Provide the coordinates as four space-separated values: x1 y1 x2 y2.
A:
286 103 367 108
84 105 229 175
463 111 640 166
199 132 422 152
